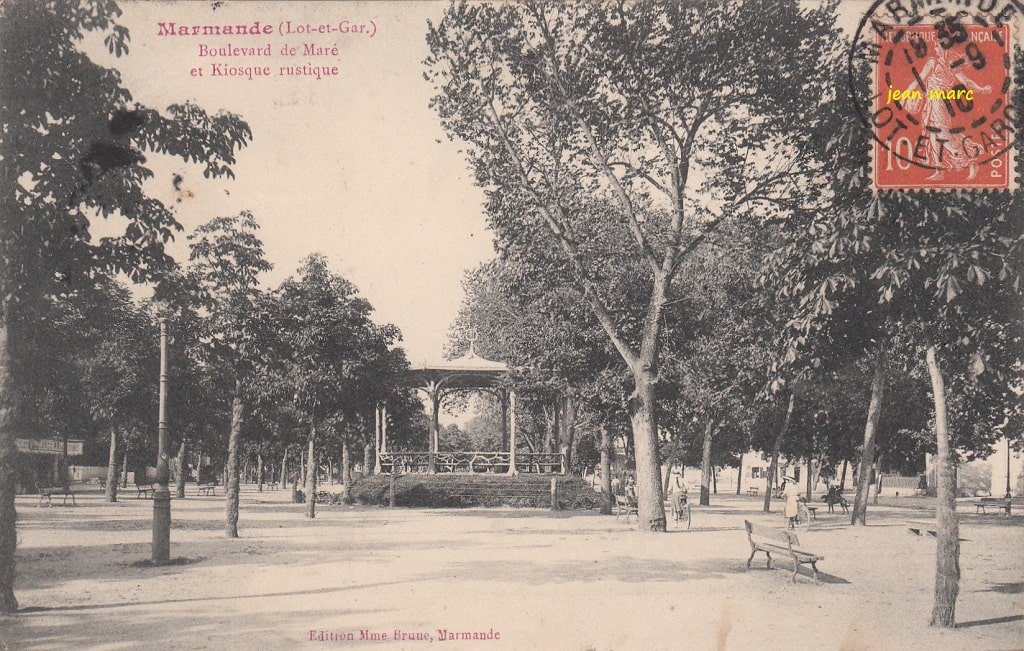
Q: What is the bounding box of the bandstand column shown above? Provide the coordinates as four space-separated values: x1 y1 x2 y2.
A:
500 389 509 451
374 404 382 474
507 390 518 475
427 382 439 473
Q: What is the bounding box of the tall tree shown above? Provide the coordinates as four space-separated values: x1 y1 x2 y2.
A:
75 280 157 502
0 0 250 610
762 47 1023 626
186 212 272 538
427 0 841 530
273 255 406 519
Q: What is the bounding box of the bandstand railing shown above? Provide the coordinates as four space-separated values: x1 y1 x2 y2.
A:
379 451 565 474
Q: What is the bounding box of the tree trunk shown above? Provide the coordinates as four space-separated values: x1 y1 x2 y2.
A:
306 434 317 519
629 369 665 531
342 437 352 498
839 459 848 491
599 423 613 515
874 452 884 504
256 454 263 492
121 444 130 488
225 380 244 538
363 437 373 477
105 431 119 502
764 392 794 512
736 454 743 495
805 458 813 501
175 440 187 499
926 345 960 627
0 316 19 613
852 347 886 525
662 463 673 495
699 420 715 506
61 437 69 491
280 448 288 489
712 467 717 494
560 392 576 474
543 404 556 454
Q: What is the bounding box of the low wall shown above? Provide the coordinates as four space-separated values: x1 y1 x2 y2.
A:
348 474 598 508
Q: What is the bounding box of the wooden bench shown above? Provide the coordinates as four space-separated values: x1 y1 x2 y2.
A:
805 505 818 520
747 487 759 497
973 497 1011 515
744 520 823 583
37 487 76 507
614 494 638 523
197 482 217 496
135 482 156 499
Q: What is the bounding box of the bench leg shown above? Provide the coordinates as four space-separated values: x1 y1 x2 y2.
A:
810 561 819 583
746 549 757 569
765 551 772 569
792 562 799 583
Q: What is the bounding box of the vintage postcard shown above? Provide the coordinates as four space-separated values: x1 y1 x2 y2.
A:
1 1 1022 650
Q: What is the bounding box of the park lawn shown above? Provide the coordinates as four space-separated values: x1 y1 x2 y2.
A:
1 485 1021 650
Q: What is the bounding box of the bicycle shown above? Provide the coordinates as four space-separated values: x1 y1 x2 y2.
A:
671 493 692 530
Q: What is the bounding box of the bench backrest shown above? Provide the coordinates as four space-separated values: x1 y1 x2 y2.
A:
744 520 799 548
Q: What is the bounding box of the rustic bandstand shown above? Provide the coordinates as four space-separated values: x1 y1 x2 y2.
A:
374 340 565 475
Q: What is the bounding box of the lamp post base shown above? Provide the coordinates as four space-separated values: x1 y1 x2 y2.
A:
152 488 171 564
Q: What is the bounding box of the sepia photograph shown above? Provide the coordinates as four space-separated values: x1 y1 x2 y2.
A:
0 0 1022 649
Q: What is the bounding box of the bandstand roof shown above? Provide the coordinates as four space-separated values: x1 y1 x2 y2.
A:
404 342 509 390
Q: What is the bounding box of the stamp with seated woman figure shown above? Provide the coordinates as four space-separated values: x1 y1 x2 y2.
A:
849 0 1018 191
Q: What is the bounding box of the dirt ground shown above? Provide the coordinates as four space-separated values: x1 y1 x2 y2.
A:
0 485 1021 650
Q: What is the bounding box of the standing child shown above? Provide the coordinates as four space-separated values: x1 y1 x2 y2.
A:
783 476 800 529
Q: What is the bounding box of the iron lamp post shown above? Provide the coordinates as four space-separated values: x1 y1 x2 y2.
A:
152 318 171 563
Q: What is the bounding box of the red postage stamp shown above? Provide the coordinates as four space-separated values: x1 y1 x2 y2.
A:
872 21 1014 191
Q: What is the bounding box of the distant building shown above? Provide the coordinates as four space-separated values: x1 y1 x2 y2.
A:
922 436 1022 497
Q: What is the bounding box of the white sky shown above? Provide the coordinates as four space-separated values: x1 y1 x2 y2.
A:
84 1 494 366
81 1 877 366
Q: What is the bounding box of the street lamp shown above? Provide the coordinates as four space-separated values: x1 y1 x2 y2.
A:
1006 437 1013 500
152 318 171 563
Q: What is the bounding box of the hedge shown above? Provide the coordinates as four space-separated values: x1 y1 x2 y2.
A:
346 474 601 509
